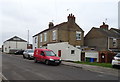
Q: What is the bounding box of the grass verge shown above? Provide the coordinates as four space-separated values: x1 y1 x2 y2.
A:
73 61 112 68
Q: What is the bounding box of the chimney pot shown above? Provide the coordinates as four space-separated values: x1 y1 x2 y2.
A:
49 22 54 29
67 13 75 23
100 22 109 30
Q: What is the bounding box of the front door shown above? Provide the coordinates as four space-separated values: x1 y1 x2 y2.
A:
58 50 61 57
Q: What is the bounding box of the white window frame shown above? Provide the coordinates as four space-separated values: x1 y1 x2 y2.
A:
44 32 47 42
40 34 42 42
113 38 117 47
52 30 57 40
35 37 37 43
76 31 81 40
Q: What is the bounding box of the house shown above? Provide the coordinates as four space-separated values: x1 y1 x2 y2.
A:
3 36 27 53
33 14 84 49
84 22 120 52
47 42 81 61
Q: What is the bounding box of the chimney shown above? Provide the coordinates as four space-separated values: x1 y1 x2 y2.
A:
49 22 54 29
67 13 75 23
100 22 109 30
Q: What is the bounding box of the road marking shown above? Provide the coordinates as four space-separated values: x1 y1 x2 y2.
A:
0 73 9 81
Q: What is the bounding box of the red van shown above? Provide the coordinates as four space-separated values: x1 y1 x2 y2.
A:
34 48 61 65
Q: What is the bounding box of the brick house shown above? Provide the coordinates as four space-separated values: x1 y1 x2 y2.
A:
33 14 84 49
84 22 120 52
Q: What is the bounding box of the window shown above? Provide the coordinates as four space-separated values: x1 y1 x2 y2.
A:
5 47 7 51
44 33 47 42
113 38 117 47
71 50 75 54
44 51 56 56
76 31 81 40
41 51 45 56
40 34 42 42
13 38 20 40
35 37 37 43
52 30 57 40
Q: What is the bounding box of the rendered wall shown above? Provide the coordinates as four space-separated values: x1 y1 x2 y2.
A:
3 41 27 53
47 42 81 61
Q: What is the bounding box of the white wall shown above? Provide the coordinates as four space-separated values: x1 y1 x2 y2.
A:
85 51 99 62
3 41 27 53
33 36 38 50
47 42 81 61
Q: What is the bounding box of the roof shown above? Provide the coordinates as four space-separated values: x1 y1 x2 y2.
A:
33 22 67 37
35 48 52 51
4 36 27 43
110 28 120 37
92 27 120 38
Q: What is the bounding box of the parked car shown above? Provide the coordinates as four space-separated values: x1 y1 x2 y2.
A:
23 49 34 60
34 48 61 65
112 53 120 68
14 50 24 55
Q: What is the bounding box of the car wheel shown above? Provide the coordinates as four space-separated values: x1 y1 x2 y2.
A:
34 58 38 63
23 55 26 59
112 65 116 68
45 60 49 65
28 55 31 60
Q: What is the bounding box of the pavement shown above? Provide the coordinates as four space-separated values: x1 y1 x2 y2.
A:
62 61 119 77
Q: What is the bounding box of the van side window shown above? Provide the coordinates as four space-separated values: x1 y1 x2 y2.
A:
41 51 44 56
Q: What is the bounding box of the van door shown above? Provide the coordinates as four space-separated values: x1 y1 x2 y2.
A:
40 51 45 62
35 50 40 60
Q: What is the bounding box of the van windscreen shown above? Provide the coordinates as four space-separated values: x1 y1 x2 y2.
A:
44 51 56 56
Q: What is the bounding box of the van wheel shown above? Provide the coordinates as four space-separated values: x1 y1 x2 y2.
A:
45 60 49 65
23 55 26 59
34 58 38 63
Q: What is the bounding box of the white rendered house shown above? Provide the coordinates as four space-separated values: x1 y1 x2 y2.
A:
3 36 27 53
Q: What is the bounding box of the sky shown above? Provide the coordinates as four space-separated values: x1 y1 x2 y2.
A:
0 0 119 47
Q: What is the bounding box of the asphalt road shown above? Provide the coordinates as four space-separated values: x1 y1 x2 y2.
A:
2 53 119 80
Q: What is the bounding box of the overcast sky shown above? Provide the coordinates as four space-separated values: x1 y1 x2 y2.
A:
0 0 119 47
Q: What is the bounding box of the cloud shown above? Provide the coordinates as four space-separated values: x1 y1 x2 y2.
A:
0 0 119 47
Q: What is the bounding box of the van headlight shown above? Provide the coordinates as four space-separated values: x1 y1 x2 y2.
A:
60 59 61 61
49 58 54 61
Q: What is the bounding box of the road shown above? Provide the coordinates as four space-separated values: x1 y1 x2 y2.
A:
2 53 119 80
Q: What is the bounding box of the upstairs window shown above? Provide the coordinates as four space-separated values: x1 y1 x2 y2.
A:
113 38 117 47
76 31 81 40
52 30 57 40
40 34 42 42
44 33 47 42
